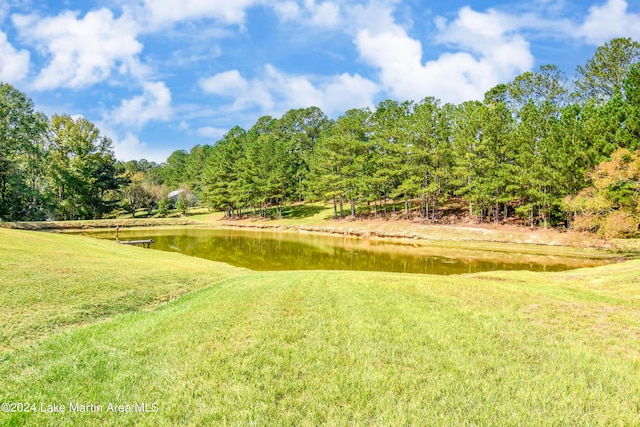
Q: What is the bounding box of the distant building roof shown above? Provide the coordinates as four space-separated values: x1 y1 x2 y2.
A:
167 189 186 199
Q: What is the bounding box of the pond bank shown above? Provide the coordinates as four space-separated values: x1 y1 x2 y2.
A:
0 217 200 230
204 213 640 258
4 211 639 256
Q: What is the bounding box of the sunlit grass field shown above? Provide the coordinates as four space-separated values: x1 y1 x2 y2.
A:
0 229 241 352
1 228 639 425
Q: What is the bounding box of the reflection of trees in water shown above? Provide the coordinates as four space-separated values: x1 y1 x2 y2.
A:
148 233 571 275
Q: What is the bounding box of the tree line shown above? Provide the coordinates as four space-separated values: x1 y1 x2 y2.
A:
195 38 640 236
1 38 639 237
0 92 176 222
0 98 123 221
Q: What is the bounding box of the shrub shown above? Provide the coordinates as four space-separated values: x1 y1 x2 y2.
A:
599 211 639 238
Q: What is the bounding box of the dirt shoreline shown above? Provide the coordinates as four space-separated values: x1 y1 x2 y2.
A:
215 219 605 247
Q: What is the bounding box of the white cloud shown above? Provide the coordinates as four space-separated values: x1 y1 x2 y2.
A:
350 0 398 34
200 69 274 111
0 31 30 83
572 0 640 45
273 0 341 28
436 7 534 78
321 72 380 112
273 1 301 21
110 81 172 128
309 1 341 28
200 70 249 94
197 126 228 141
112 132 173 162
320 3 341 21
0 4 8 21
12 8 144 90
200 64 378 117
135 0 264 30
354 4 533 103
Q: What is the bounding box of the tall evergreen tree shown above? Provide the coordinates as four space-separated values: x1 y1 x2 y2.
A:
451 100 492 220
276 106 329 202
403 97 449 219
308 108 371 217
202 126 248 216
507 66 570 226
161 150 189 189
575 37 640 103
369 100 411 216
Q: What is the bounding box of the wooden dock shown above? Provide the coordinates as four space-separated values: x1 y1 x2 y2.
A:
118 239 155 248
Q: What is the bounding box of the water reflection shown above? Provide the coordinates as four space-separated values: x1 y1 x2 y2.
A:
91 228 608 275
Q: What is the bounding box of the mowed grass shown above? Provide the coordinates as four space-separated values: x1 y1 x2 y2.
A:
0 228 241 351
1 229 639 425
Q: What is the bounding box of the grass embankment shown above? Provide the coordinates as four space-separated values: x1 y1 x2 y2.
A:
1 228 639 425
0 228 241 352
0 217 201 231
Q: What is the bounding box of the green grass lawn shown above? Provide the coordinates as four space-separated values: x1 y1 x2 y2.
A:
0 228 241 352
1 228 639 425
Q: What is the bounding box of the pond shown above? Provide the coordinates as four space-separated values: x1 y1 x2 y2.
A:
87 227 610 275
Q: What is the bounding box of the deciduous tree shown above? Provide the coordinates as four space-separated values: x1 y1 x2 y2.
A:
0 83 48 221
47 114 121 219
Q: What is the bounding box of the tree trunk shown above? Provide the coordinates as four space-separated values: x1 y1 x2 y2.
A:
433 197 438 220
425 197 430 220
543 189 548 228
529 210 534 227
0 178 6 204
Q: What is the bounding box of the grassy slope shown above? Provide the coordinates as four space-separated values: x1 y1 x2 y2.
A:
0 228 241 352
1 229 639 425
0 217 201 230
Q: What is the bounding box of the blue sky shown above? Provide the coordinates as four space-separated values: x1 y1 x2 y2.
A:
1 0 639 162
